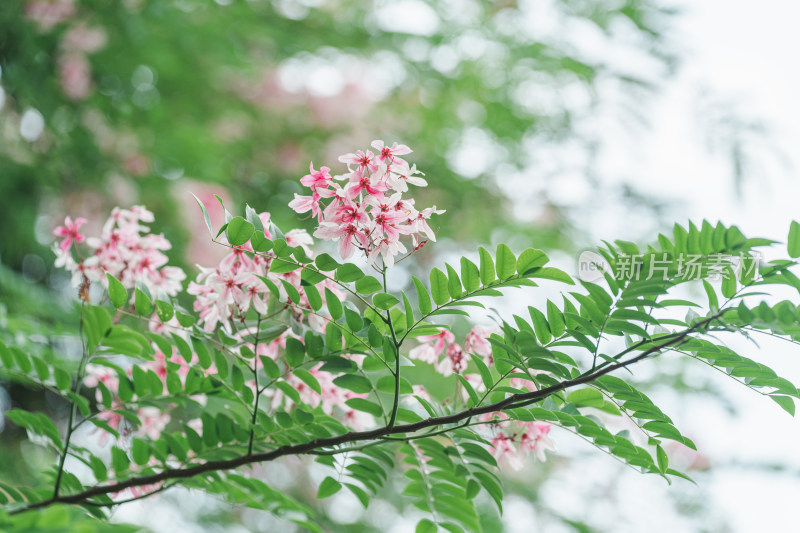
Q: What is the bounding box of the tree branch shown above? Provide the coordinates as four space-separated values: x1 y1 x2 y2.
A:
8 311 726 515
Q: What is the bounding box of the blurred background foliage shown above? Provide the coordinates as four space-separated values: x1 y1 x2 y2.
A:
0 0 678 274
0 0 759 531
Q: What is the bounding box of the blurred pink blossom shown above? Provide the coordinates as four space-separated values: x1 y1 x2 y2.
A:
61 23 108 53
58 53 92 100
25 0 75 32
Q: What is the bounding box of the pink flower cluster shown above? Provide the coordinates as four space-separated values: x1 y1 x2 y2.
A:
187 211 343 333
409 325 497 377
53 206 186 299
288 140 444 267
488 420 556 470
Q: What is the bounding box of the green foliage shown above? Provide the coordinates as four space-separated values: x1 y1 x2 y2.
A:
5 217 800 532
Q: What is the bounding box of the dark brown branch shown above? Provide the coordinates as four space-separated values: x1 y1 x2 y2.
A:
8 312 725 516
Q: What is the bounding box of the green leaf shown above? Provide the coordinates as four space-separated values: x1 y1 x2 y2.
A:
496 244 516 279
134 287 153 316
479 247 495 285
416 519 437 533
326 321 343 352
269 258 299 274
445 263 463 299
191 336 212 369
226 216 255 246
281 279 301 303
175 306 195 327
332 374 372 394
155 299 174 322
460 257 481 292
317 476 342 499
345 307 364 331
771 395 795 416
721 265 737 299
528 306 552 344
656 445 668 473
336 263 365 282
325 288 343 319
131 439 150 466
402 292 415 330
106 273 128 308
301 266 326 285
355 276 383 294
376 375 413 394
374 292 400 310
470 353 493 390
566 388 604 408
111 447 130 474
517 248 549 274
293 246 312 264
285 337 306 368
547 300 566 338
293 368 321 394
789 221 800 258
192 193 213 237
412 276 432 315
260 356 280 379
345 397 383 417
273 239 292 258
305 284 323 311
429 267 450 306
54 367 71 390
315 253 340 272
251 230 272 253
528 267 574 285
702 280 719 311
458 374 480 405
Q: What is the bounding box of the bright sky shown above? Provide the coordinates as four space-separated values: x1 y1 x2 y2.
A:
584 0 800 530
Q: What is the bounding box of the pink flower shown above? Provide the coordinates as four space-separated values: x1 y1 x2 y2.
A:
438 343 466 377
464 325 497 364
137 407 170 440
409 343 437 364
519 421 556 462
418 329 455 355
329 198 369 226
289 192 324 221
490 434 522 470
367 237 407 268
285 229 314 254
338 149 378 172
300 163 333 191
371 140 412 165
53 216 87 252
386 164 427 192
314 222 367 260
346 168 388 199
